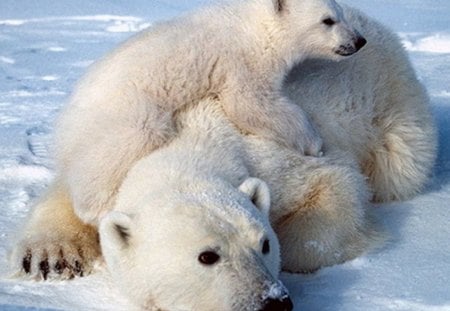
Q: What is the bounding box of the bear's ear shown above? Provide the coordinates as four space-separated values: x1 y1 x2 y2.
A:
99 211 133 252
273 0 287 13
239 178 271 216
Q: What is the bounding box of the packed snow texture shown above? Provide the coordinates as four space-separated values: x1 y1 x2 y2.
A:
0 0 449 310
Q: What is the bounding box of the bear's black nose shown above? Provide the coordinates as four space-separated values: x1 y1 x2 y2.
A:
355 36 367 51
260 296 294 311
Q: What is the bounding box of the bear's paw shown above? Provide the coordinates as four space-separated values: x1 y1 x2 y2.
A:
10 227 100 280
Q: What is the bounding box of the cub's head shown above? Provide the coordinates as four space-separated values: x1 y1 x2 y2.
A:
259 0 366 64
100 178 293 311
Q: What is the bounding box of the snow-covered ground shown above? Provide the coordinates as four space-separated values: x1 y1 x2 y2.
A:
0 0 449 310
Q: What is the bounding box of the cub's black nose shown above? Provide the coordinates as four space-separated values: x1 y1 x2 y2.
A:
260 296 294 311
355 36 367 51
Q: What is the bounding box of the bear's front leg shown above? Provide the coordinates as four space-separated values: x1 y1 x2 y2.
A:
222 83 323 156
274 95 324 156
9 182 101 280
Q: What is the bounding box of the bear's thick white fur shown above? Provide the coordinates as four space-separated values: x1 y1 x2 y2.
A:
55 0 366 224
284 5 437 202
9 3 436 311
100 104 291 311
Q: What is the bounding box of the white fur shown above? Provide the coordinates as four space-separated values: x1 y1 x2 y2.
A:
239 178 272 216
54 0 364 224
9 3 436 310
97 100 374 309
284 4 437 201
100 104 284 310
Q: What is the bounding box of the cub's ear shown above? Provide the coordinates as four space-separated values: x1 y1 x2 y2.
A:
273 0 287 13
239 178 271 216
100 211 134 259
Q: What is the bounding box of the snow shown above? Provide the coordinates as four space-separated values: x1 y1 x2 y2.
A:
0 0 449 310
402 33 450 54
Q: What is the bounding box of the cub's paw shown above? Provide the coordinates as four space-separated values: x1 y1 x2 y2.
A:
10 229 100 280
303 135 324 157
282 103 323 157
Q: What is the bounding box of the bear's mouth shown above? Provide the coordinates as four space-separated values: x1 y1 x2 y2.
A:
334 45 358 56
335 37 367 56
334 48 356 56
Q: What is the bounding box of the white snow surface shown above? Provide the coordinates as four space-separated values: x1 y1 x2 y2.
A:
0 0 449 310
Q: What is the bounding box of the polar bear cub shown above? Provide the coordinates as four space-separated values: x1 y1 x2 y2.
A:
55 0 366 224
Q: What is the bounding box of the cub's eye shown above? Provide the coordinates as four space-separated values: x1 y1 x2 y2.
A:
262 239 270 255
198 251 220 265
322 17 336 26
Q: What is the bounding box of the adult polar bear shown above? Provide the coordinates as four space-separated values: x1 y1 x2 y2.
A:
10 1 436 311
100 103 296 311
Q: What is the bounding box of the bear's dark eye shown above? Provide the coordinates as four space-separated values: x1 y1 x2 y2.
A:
262 239 270 255
322 17 336 26
198 251 220 265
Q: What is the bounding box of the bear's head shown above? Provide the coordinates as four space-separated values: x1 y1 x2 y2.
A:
257 0 366 65
100 177 293 311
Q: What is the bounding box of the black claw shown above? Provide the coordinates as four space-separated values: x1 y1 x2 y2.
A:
39 260 50 280
73 260 83 277
54 259 67 274
55 249 66 274
22 252 32 274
